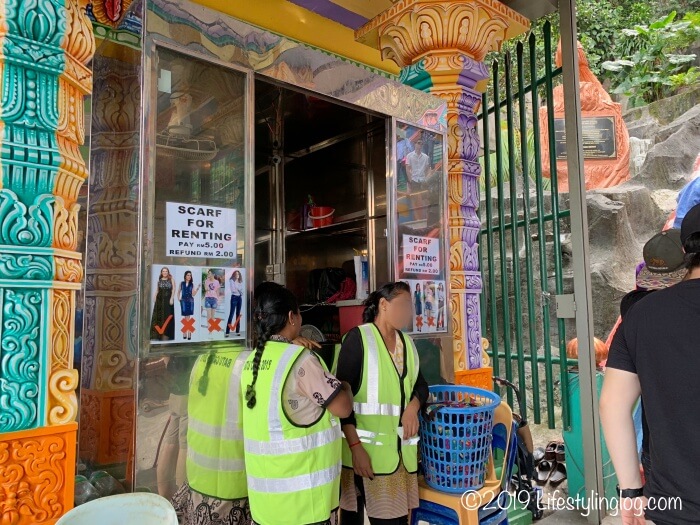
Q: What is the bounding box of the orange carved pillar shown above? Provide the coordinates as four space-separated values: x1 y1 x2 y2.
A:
356 1 528 375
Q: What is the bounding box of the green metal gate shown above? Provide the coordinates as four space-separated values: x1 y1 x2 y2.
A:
479 22 575 429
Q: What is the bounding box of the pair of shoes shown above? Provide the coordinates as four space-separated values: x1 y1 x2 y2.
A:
225 333 229 338
535 441 567 486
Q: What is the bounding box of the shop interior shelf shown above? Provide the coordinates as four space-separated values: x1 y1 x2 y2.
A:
286 216 367 238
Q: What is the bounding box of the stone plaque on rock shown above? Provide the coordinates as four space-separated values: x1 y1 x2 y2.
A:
555 117 617 160
540 41 630 192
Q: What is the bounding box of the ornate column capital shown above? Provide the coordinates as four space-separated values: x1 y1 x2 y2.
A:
356 0 528 81
357 1 528 373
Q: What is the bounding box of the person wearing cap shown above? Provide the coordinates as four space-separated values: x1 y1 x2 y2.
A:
601 203 700 524
614 229 688 486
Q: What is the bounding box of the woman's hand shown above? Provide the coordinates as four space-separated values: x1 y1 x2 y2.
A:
292 336 321 350
351 444 374 480
401 398 420 440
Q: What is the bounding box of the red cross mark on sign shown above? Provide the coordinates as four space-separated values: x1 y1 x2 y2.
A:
180 317 195 334
208 318 222 333
415 315 424 330
427 316 436 328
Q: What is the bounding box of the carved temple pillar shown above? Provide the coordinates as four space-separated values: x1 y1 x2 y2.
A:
0 1 94 523
79 56 139 471
356 1 528 375
79 4 141 478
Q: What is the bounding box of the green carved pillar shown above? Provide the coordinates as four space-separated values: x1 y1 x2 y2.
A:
0 1 94 523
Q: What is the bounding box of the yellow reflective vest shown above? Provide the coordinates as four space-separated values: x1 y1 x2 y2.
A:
186 349 250 499
241 342 341 525
341 323 419 474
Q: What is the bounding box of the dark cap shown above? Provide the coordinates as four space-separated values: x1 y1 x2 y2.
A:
636 229 686 290
681 203 700 249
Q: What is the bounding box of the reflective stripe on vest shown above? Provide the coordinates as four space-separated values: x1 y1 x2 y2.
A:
242 342 341 525
341 324 418 474
247 463 341 494
187 350 249 499
187 448 246 471
245 425 339 455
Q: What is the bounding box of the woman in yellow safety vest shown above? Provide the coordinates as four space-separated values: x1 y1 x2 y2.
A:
241 286 353 525
172 347 252 524
336 282 429 525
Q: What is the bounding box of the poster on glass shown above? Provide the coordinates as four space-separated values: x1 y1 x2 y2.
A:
396 121 447 335
175 266 202 342
199 267 246 341
150 266 177 344
403 280 447 334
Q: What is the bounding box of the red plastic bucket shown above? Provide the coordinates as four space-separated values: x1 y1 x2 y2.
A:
308 206 334 227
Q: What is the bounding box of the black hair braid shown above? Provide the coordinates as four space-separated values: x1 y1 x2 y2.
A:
362 291 381 323
245 323 273 409
246 286 300 409
197 352 215 396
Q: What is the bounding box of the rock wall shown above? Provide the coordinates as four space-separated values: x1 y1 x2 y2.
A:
482 87 699 356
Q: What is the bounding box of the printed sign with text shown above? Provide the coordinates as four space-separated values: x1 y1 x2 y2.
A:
403 234 440 275
166 202 237 259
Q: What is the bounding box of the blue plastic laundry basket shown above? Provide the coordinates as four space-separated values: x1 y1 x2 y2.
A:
420 385 501 494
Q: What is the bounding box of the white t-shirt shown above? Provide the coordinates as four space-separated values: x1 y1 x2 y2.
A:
229 279 244 296
406 151 430 183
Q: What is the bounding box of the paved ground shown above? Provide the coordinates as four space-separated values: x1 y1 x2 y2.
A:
539 509 655 523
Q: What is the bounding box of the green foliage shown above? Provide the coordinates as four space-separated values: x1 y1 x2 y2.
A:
602 11 700 107
479 120 551 193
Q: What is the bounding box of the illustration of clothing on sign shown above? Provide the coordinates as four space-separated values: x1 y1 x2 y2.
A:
414 291 423 316
180 281 195 316
204 279 220 309
437 288 446 329
226 278 244 335
151 278 175 340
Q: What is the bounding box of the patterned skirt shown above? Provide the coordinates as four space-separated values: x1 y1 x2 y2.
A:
172 482 251 525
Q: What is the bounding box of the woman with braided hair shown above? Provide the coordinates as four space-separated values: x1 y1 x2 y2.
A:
241 286 353 525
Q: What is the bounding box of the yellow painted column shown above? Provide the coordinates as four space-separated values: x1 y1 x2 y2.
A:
357 1 528 378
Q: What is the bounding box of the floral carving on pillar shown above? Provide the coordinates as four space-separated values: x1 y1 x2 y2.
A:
0 0 93 522
357 1 528 371
0 424 77 525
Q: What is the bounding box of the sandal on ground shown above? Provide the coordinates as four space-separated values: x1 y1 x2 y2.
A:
535 460 554 484
555 442 566 463
533 447 546 465
549 462 567 486
544 441 558 461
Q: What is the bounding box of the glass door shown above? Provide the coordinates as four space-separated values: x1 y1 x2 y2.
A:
392 119 449 337
134 41 253 495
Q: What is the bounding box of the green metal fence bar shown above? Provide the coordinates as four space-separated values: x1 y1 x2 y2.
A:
516 41 541 424
494 352 577 367
481 67 564 117
481 90 501 380
480 210 571 235
479 27 568 430
492 59 514 408
544 21 570 429
504 53 527 411
529 31 556 428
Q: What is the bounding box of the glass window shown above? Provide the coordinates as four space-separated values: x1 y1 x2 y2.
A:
395 121 448 335
148 46 249 349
